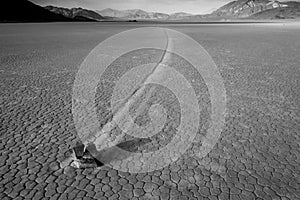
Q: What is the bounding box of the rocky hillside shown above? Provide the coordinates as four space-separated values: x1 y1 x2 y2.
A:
0 0 72 22
211 0 296 18
45 6 106 21
250 2 300 19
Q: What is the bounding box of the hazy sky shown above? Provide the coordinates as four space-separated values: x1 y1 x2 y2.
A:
30 0 300 14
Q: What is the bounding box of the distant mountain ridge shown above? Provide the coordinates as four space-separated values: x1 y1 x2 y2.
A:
45 6 107 21
169 12 195 19
96 8 194 20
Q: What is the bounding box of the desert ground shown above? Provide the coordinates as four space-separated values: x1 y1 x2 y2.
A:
0 22 299 200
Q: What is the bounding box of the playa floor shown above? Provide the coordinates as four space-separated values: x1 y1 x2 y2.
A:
0 22 299 200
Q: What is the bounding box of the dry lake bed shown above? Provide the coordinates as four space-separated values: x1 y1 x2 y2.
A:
0 22 299 200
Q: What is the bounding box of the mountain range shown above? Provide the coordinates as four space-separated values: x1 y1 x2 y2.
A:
96 8 170 20
97 1 300 20
1 0 300 22
96 8 197 20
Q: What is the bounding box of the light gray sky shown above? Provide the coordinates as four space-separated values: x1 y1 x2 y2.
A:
30 0 300 14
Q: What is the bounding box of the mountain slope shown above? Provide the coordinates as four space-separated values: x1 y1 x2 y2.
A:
45 6 106 21
250 3 300 19
211 0 292 18
0 0 72 22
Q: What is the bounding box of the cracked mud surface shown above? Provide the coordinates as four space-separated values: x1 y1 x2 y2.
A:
0 23 299 200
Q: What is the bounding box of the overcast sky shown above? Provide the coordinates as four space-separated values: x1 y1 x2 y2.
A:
30 0 300 14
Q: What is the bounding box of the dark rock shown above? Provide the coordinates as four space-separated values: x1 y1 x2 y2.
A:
71 142 104 168
73 141 85 159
